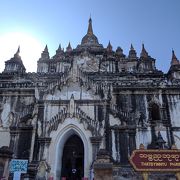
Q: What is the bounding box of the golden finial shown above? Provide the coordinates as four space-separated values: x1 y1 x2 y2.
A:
139 143 145 149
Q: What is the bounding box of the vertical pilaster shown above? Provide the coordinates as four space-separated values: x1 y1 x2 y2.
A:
36 100 45 160
128 129 136 155
162 94 174 146
114 129 120 161
119 128 128 164
9 126 19 158
105 102 112 154
29 125 37 162
37 101 45 136
90 136 102 161
38 137 51 161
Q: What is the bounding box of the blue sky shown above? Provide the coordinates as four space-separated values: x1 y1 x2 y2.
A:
0 0 180 72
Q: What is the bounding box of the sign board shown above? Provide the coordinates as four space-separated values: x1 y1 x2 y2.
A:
129 149 180 172
9 159 28 173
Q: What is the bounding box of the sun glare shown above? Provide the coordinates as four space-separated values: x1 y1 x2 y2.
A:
0 32 44 72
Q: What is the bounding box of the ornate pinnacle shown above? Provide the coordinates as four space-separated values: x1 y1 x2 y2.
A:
87 17 93 35
129 44 137 59
40 45 49 60
107 41 112 51
171 49 179 65
14 46 21 59
140 43 148 58
58 44 61 50
16 46 20 54
130 44 134 50
66 42 72 52
44 45 48 52
139 143 145 149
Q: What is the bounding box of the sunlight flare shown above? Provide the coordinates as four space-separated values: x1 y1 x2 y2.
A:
0 32 44 72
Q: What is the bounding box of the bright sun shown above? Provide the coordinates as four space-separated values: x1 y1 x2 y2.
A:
0 32 44 72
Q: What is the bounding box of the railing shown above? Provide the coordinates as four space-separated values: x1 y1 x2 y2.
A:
76 107 100 136
44 67 72 94
109 104 131 125
0 82 34 88
46 107 68 134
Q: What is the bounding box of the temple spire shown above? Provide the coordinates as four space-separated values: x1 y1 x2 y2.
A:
116 46 124 56
87 16 93 35
171 49 179 65
80 17 102 47
56 44 64 55
16 46 20 54
14 46 21 59
130 44 134 50
39 45 49 60
44 45 48 52
140 43 148 58
3 45 26 73
58 44 61 50
66 42 72 52
107 41 112 51
128 44 137 59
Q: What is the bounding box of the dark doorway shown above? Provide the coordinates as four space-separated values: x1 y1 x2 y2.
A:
151 103 160 121
61 135 84 180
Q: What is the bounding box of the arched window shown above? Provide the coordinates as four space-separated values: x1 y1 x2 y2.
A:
151 104 160 121
148 103 162 149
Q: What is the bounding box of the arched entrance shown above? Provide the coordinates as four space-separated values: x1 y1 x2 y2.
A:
61 134 84 180
53 123 91 179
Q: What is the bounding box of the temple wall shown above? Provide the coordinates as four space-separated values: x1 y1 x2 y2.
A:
0 129 10 147
136 128 151 148
44 103 62 121
167 94 180 127
173 131 180 148
45 83 95 100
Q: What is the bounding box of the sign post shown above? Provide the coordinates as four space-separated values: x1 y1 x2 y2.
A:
9 159 28 180
142 172 148 180
129 144 180 180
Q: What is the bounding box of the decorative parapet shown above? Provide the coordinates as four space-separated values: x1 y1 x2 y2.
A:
0 82 34 89
46 105 101 137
